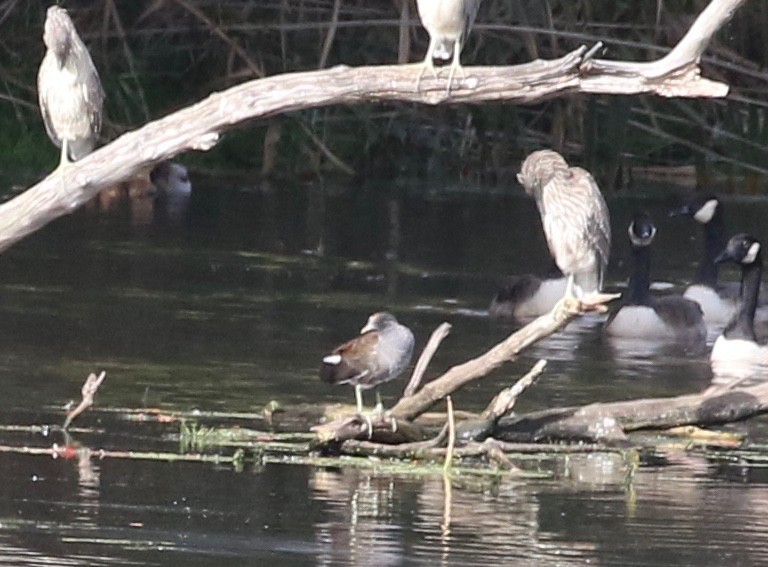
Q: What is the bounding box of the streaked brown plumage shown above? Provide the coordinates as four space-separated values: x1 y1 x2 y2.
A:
517 149 611 298
38 5 104 166
416 0 482 91
321 312 415 412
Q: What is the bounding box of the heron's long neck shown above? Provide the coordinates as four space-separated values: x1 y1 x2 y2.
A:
626 245 652 306
725 253 762 341
697 213 725 287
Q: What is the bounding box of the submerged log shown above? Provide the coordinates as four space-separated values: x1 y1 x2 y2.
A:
496 382 768 443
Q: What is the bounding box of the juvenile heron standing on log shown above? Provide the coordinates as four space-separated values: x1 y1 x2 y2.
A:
416 0 482 91
38 5 104 166
517 149 611 300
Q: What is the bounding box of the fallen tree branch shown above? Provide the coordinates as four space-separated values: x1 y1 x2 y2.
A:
581 0 745 97
481 359 547 421
446 359 549 443
311 295 615 445
496 381 768 444
390 294 616 421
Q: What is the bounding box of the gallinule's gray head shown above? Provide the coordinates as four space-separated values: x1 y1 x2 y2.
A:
38 5 104 166
321 312 415 413
517 149 611 299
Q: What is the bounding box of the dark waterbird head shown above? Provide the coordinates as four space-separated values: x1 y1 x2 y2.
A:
628 211 656 248
715 233 761 266
669 194 721 225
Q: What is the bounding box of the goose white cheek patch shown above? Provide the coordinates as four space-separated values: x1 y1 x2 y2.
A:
693 199 718 224
323 354 342 365
744 242 761 264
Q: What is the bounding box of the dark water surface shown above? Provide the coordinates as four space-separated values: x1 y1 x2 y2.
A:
1 176 768 565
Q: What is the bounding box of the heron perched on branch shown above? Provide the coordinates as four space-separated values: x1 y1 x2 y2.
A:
517 149 611 300
38 5 104 166
416 0 482 91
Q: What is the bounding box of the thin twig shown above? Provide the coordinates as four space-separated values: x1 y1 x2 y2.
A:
481 359 547 421
106 0 150 121
318 0 342 70
296 119 356 176
171 0 264 78
404 322 452 397
63 371 107 430
443 396 455 474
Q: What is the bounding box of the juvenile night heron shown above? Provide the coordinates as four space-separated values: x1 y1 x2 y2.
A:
38 5 104 166
517 149 611 300
320 312 415 413
416 0 482 91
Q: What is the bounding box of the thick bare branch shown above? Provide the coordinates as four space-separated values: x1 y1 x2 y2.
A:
389 294 616 421
580 0 745 96
497 381 768 444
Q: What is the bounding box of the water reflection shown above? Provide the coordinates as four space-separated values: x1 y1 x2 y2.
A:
1 177 768 564
304 450 768 566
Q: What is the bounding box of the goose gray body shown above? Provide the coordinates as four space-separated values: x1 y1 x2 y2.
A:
517 150 611 297
38 6 104 165
489 271 567 321
605 212 706 346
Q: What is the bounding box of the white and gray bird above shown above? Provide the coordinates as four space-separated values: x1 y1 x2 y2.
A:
38 5 105 167
415 0 482 92
517 149 611 299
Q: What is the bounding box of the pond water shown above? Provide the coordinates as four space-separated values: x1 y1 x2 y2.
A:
0 175 768 565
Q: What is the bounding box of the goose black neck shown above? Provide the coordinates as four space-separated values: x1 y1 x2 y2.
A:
626 244 652 306
697 208 725 287
725 250 762 341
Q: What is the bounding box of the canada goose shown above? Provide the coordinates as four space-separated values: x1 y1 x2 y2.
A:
415 0 482 91
710 234 768 372
605 212 706 345
670 195 739 325
517 149 611 300
320 312 415 412
488 265 567 321
38 6 104 166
